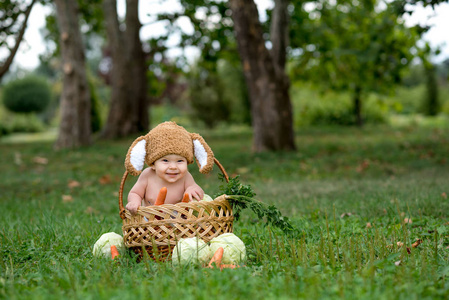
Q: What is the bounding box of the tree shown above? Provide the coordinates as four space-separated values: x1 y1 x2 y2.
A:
289 0 424 126
153 0 251 127
0 0 37 81
229 0 296 151
101 0 149 138
53 0 91 149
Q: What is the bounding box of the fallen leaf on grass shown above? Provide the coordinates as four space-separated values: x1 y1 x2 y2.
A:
442 192 447 199
412 239 423 248
406 247 411 254
366 222 372 228
356 159 370 173
33 156 48 165
404 218 412 224
340 212 353 218
67 180 81 188
397 242 404 247
62 195 73 203
99 175 112 185
395 260 402 266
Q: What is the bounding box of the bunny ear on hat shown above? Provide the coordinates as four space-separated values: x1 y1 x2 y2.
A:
191 133 214 174
125 135 147 176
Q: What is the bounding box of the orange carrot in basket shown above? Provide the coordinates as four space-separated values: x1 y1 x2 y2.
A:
208 247 224 268
155 187 167 205
182 193 190 203
111 245 119 260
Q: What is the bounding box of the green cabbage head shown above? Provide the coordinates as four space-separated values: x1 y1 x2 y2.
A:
172 237 211 267
92 232 125 258
201 194 213 202
209 233 246 264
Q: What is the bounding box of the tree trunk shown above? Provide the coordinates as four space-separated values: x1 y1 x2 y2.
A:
53 0 91 149
353 85 363 127
229 0 295 152
101 0 149 139
125 0 149 131
0 0 36 81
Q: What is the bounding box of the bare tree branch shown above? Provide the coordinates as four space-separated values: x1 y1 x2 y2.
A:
0 0 36 80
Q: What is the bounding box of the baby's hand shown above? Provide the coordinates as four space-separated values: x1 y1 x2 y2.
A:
185 185 204 201
126 200 141 215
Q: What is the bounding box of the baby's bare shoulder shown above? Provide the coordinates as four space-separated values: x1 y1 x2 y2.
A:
137 168 154 180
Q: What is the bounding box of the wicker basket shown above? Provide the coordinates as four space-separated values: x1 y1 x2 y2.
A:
118 158 234 261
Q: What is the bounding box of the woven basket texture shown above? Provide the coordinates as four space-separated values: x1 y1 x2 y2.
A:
118 158 233 261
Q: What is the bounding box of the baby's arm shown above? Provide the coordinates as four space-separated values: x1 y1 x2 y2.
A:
126 169 150 214
184 172 204 201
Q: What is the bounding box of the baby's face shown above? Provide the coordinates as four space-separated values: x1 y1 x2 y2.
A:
153 154 188 183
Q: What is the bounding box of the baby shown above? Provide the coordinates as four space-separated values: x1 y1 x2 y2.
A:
124 122 215 214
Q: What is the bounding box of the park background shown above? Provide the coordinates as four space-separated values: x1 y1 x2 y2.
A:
1 0 449 298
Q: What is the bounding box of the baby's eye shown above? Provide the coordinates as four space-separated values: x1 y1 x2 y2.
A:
162 159 169 162
178 160 185 163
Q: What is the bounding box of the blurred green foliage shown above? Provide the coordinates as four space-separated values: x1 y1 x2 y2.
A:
2 75 51 114
188 59 249 128
2 0 448 138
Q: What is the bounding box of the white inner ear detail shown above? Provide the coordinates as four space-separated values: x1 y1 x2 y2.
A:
130 139 146 171
193 139 208 170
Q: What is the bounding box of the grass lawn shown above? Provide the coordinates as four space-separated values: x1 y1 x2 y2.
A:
1 124 449 299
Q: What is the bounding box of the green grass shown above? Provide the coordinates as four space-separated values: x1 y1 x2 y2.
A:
1 124 449 299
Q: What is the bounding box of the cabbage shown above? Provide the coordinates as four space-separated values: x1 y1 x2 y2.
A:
93 232 125 258
201 194 213 202
209 233 246 264
172 237 211 267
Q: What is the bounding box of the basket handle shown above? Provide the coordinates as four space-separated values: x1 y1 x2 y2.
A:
119 157 229 220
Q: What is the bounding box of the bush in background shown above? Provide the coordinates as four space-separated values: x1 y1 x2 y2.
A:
291 83 386 127
188 68 231 128
2 76 51 113
188 59 250 128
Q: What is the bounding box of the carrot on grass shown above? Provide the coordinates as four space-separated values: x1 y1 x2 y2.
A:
220 264 239 270
182 193 190 203
155 187 167 205
111 245 119 260
208 247 224 268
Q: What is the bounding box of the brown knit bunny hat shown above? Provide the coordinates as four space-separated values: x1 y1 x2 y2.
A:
125 122 214 176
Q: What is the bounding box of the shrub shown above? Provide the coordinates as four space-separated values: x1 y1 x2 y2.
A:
292 83 386 127
8 114 45 133
0 114 45 134
189 71 230 128
2 76 51 113
188 59 249 128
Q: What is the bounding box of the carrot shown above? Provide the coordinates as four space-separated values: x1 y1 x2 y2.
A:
220 264 239 270
182 193 190 203
208 247 224 268
155 187 167 205
111 245 119 260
